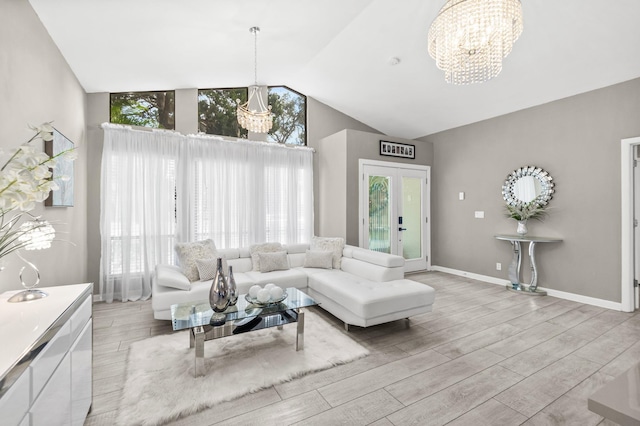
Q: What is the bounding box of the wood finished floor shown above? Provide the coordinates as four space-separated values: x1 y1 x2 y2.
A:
84 271 638 426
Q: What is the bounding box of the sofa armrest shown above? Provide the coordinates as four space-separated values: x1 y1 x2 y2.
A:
155 264 191 291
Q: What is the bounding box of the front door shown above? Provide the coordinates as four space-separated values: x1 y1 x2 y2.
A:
360 161 430 272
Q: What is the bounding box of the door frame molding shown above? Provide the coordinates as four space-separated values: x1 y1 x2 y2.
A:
621 136 640 312
358 159 431 270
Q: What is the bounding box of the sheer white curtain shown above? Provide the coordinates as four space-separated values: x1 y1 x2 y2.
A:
100 125 314 302
184 135 314 247
100 125 180 302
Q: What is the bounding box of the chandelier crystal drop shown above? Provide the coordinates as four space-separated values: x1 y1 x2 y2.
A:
237 26 273 133
428 0 523 85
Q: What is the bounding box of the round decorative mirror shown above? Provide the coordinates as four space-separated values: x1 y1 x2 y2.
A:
502 166 555 207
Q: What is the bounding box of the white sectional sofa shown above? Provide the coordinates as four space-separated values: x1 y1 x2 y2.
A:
152 243 436 330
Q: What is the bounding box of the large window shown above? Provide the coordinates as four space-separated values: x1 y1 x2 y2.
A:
267 86 307 146
198 88 248 138
198 86 307 145
110 91 175 130
100 126 313 302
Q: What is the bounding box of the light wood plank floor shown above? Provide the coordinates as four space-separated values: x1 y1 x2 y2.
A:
85 272 638 426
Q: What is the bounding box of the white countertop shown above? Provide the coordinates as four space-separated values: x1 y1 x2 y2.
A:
0 283 92 382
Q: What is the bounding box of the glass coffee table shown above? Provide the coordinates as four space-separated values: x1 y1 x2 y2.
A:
170 287 318 377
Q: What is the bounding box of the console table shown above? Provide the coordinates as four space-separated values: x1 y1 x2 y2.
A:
495 235 562 296
0 283 93 426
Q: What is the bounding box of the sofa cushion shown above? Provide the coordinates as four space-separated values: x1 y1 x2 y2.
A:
244 268 308 289
175 239 221 282
258 251 290 273
156 264 191 291
249 242 284 271
308 270 435 319
311 236 345 269
303 249 333 269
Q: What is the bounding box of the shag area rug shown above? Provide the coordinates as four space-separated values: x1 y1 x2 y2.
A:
116 310 369 426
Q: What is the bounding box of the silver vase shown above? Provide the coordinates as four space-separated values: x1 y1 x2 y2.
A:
228 265 238 306
209 257 230 325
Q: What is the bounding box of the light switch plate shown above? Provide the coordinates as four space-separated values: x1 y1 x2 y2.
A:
474 211 484 219
459 192 465 201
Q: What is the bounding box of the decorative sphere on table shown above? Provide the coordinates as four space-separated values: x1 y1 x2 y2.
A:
249 285 261 298
257 288 271 303
264 283 275 291
269 286 284 300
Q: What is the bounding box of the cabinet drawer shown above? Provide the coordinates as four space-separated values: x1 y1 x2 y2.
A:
31 321 71 401
0 367 30 426
70 295 91 343
30 351 71 426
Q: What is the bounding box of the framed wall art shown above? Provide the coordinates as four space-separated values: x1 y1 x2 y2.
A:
380 140 415 159
45 128 74 207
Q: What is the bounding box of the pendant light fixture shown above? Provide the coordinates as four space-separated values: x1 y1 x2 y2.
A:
236 26 274 133
428 0 523 85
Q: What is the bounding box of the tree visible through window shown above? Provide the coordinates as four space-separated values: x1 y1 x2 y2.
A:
198 88 248 138
267 86 306 146
110 91 175 130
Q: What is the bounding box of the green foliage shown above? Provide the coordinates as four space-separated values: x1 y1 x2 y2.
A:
267 87 306 145
198 88 248 138
505 202 549 222
110 92 175 129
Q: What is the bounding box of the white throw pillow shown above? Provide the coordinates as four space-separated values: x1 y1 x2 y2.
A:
310 236 345 269
156 265 191 291
195 256 228 281
249 242 284 271
258 251 290 273
303 250 333 269
175 239 219 282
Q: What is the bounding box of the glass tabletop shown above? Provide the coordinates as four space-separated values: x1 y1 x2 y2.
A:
170 287 318 331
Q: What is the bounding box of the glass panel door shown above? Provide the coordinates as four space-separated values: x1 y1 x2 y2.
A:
400 175 422 260
368 175 391 253
361 162 429 272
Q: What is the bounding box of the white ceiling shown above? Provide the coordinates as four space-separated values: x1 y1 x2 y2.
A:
28 0 640 139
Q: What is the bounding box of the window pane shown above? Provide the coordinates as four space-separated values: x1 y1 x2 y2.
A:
198 88 248 138
267 86 307 146
110 91 175 129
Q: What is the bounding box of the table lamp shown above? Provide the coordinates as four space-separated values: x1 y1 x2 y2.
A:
7 219 55 303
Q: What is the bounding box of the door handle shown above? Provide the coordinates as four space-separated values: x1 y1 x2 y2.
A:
399 227 407 231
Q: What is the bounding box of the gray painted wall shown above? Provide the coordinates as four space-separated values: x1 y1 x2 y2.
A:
419 78 640 303
0 0 88 293
317 129 434 245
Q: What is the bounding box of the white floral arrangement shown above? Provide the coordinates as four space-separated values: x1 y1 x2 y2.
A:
0 122 77 259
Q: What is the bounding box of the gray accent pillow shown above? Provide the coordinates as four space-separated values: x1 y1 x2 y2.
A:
249 242 284 271
303 250 334 269
258 251 290 273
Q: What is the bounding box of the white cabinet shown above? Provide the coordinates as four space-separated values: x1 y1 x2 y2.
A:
71 319 92 426
0 284 93 426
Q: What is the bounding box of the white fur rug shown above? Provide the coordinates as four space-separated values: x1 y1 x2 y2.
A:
116 311 369 426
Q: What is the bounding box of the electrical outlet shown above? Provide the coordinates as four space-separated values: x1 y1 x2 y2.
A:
496 263 502 271
474 211 484 219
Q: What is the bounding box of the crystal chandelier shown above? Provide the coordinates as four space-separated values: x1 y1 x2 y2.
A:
428 0 523 85
237 26 273 133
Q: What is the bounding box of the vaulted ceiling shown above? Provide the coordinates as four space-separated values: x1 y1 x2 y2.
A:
29 0 640 139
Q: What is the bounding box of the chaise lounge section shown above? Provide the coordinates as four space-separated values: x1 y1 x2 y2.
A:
152 243 436 330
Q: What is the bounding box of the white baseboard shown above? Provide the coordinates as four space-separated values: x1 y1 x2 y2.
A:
431 265 623 311
92 294 103 303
